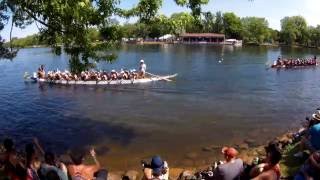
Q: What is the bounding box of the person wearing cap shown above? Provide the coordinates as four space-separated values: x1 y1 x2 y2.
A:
295 123 320 158
142 155 169 180
310 110 320 127
139 59 147 78
110 70 118 80
210 147 243 180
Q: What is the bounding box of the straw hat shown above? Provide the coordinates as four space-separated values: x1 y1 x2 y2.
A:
312 111 320 121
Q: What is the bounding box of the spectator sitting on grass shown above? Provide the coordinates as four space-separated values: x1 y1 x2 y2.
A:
250 142 282 180
210 147 244 180
142 155 169 180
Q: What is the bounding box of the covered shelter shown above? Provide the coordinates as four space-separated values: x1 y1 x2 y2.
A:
179 33 225 44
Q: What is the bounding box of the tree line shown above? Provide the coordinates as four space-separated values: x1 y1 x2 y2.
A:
119 12 320 47
9 12 320 48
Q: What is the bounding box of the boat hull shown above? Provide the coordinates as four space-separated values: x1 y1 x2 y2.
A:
271 64 317 69
35 74 178 85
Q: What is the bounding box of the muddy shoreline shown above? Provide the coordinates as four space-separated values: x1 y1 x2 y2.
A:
105 128 299 179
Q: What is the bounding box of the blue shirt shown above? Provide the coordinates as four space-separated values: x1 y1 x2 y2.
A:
310 123 320 150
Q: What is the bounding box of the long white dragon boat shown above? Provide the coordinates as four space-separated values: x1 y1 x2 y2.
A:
26 73 178 85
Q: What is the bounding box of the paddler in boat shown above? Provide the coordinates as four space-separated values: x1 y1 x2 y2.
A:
139 59 147 78
37 65 46 79
123 70 130 80
110 70 118 80
272 57 281 68
119 68 125 80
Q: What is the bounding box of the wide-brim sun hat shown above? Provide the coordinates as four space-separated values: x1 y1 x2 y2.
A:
312 113 320 121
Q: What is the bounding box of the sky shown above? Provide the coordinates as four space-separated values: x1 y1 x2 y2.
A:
1 0 320 41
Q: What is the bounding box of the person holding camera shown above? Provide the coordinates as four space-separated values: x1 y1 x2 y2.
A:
142 155 169 180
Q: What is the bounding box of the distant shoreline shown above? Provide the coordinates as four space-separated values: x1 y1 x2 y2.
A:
14 43 320 50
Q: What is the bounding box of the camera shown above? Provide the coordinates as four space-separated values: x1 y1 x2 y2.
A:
141 160 151 168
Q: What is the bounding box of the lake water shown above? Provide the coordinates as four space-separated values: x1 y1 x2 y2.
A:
0 45 320 170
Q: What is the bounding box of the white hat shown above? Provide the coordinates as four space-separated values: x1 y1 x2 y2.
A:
140 59 144 63
111 69 116 72
312 111 320 121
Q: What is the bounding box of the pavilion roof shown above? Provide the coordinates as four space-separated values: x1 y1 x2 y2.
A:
180 33 225 38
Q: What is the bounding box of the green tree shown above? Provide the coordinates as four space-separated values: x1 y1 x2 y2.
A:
307 26 320 47
241 17 269 44
100 25 123 41
169 12 195 35
88 28 101 42
174 0 209 19
148 15 171 38
134 23 150 38
269 29 280 44
121 23 139 38
3 0 120 73
223 12 242 39
202 11 215 32
9 34 42 47
213 11 224 33
0 0 21 59
280 16 307 45
119 0 163 24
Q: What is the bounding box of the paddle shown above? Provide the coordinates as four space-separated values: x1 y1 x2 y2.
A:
265 61 274 70
146 72 172 82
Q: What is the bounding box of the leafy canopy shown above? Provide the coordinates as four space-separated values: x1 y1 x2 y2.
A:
0 0 212 68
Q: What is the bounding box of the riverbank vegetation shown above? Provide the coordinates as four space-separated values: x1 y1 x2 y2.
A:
6 13 320 49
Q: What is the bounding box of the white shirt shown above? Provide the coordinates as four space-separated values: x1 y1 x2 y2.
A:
140 63 147 72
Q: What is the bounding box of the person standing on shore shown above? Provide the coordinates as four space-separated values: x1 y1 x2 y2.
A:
139 59 147 78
